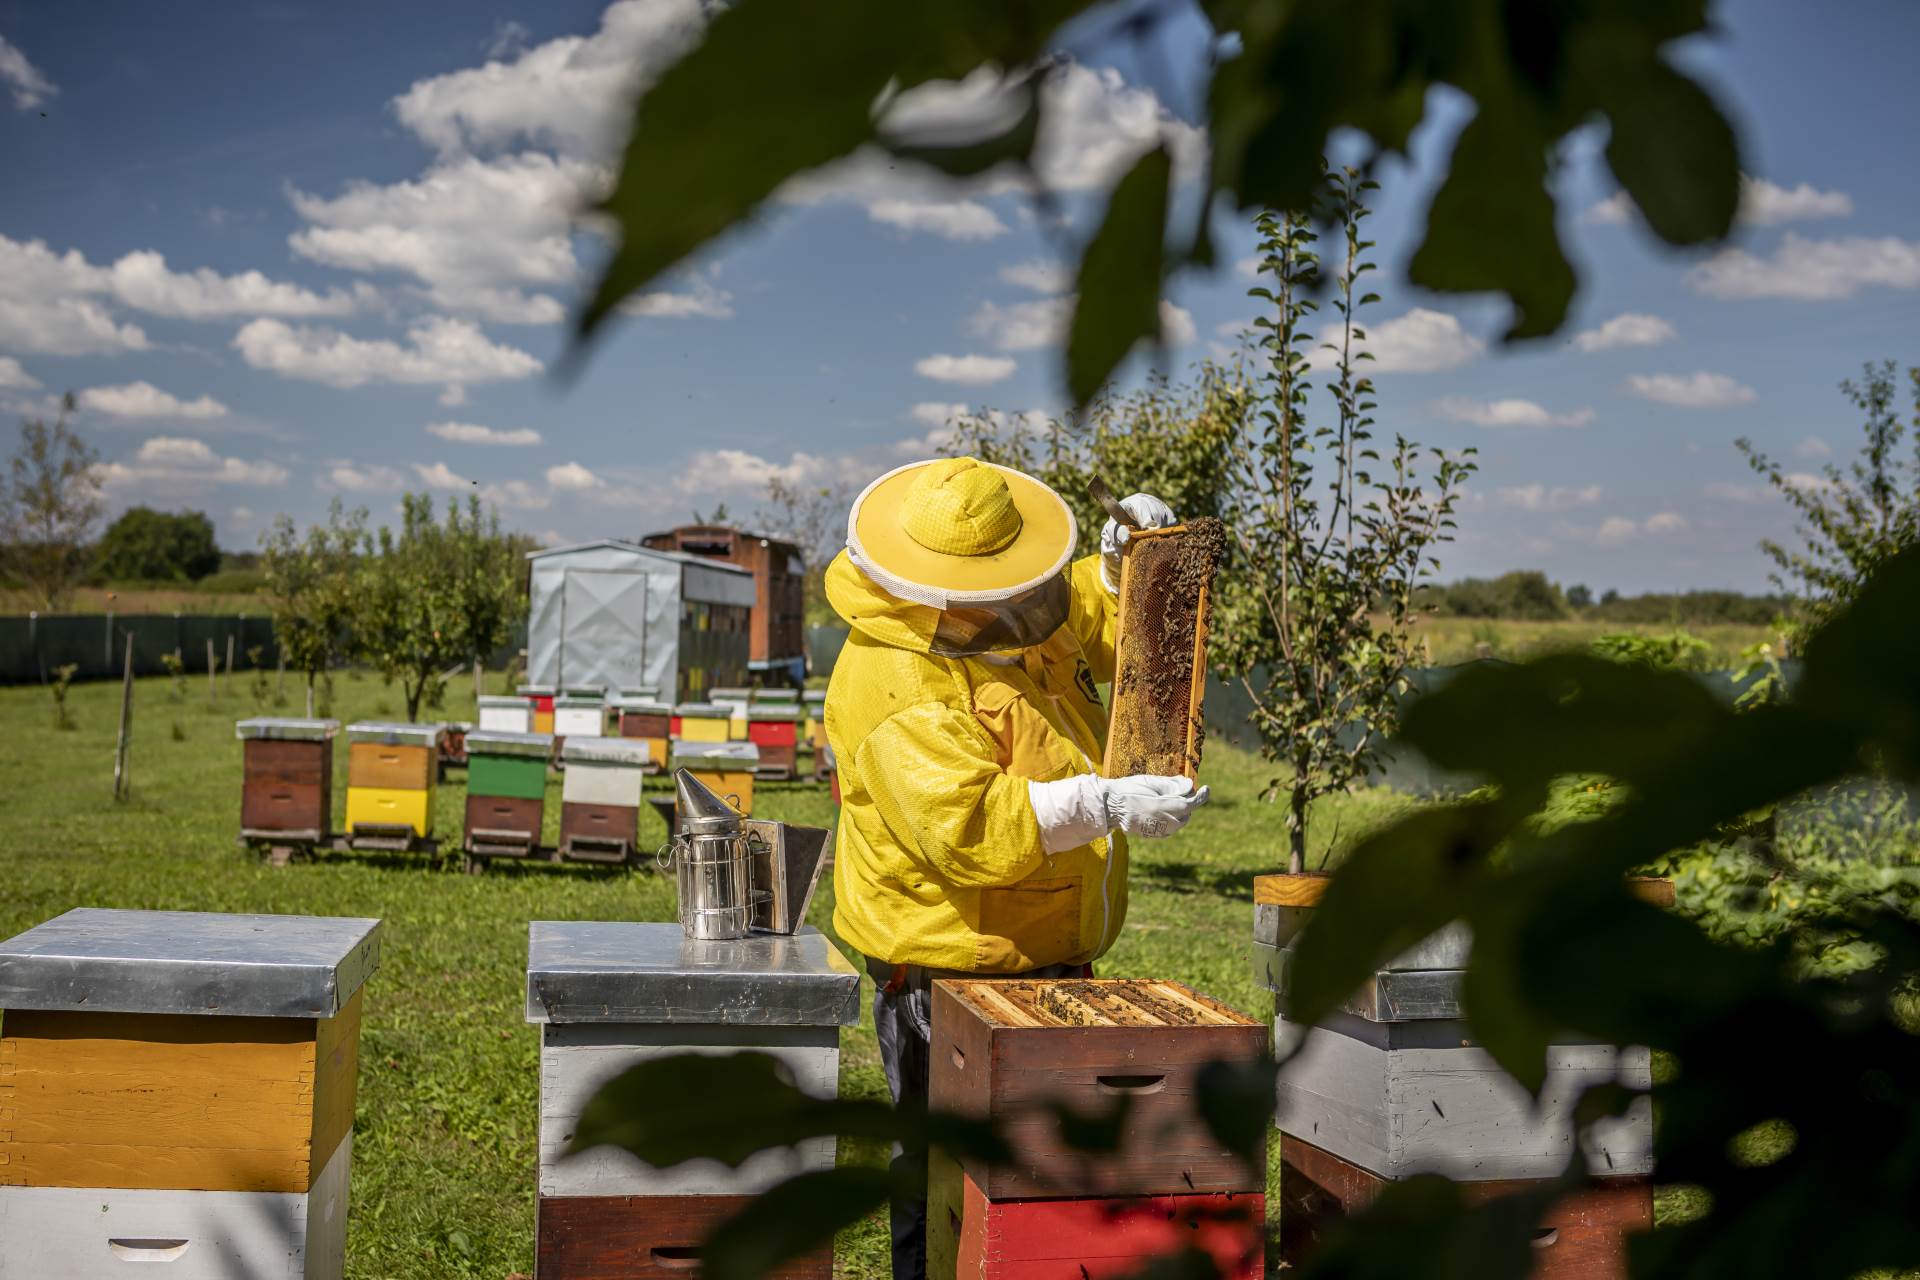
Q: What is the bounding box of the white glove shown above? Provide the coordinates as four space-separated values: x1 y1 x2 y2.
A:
1100 493 1177 592
1028 773 1211 854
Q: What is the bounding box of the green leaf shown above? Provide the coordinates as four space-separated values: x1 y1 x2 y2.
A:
699 1167 894 1280
884 79 1040 179
1195 1056 1280 1162
1599 59 1741 245
1292 1172 1560 1280
1407 106 1576 339
1067 144 1171 405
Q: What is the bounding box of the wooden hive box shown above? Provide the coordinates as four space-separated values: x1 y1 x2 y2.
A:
236 717 339 840
1280 1134 1650 1278
526 922 860 1280
674 701 734 744
521 684 557 735
0 909 381 1280
929 978 1266 1201
554 693 608 744
478 694 535 733
343 721 444 839
560 736 653 861
465 729 554 858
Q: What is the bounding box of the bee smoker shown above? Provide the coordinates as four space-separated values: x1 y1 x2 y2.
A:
664 769 832 941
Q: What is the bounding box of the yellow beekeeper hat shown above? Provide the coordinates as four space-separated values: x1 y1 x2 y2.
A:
846 457 1077 607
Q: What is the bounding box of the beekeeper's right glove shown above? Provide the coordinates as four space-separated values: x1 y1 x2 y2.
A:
1028 773 1211 854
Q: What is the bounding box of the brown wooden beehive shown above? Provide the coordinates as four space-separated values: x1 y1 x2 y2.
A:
1103 519 1225 780
929 977 1265 1200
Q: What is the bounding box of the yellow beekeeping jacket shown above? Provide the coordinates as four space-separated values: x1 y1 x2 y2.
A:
824 549 1123 972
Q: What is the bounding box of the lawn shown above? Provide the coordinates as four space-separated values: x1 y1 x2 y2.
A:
0 667 1414 1277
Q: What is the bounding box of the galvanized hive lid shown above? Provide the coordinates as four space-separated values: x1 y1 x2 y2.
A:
670 740 760 771
561 735 653 766
611 695 673 714
517 683 556 696
477 694 529 708
524 920 860 1026
674 766 744 835
751 689 800 705
0 908 381 1019
561 685 606 698
234 717 340 741
465 729 553 758
553 694 605 709
619 684 660 698
747 703 802 721
709 686 753 703
346 720 446 746
674 701 731 718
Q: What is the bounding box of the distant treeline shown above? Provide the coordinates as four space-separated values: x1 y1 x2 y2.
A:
0 506 266 595
1417 570 1788 625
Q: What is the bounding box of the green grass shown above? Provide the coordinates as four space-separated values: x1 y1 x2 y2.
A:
2 669 1410 1277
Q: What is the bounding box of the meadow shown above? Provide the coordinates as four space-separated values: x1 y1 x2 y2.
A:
0 667 1419 1277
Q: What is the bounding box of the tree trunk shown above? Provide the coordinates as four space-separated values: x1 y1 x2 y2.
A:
305 671 315 718
1287 785 1310 874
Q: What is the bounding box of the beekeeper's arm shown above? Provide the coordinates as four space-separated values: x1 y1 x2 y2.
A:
856 698 1210 887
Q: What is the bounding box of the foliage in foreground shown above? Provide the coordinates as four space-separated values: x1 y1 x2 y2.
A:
578 0 1744 405
575 544 1920 1280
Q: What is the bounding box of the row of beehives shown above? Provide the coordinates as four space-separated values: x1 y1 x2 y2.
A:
485 684 830 781
0 906 1276 1280
235 709 817 870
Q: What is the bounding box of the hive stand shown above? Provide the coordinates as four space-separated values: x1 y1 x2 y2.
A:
524 921 860 1279
1254 875 1659 1276
0 908 382 1279
235 717 340 866
927 978 1268 1280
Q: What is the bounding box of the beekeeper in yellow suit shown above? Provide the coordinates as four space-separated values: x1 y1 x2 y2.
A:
822 456 1208 1280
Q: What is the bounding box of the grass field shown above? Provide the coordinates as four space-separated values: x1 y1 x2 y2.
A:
1409 616 1779 667
0 584 272 615
0 668 1422 1277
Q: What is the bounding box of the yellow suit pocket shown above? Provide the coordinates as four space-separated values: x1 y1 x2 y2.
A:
972 680 1077 781
975 876 1082 972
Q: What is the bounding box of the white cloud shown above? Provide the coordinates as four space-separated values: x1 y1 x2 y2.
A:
1352 308 1485 373
329 462 406 493
1624 371 1757 408
79 382 230 420
232 315 542 399
679 449 826 491
0 34 56 111
1497 484 1604 512
1794 435 1832 459
1159 302 1197 347
0 356 39 390
104 249 367 320
483 20 532 61
868 199 1007 240
910 402 969 429
99 437 288 490
412 461 471 489
1687 234 1920 301
480 479 551 510
915 353 1017 385
426 421 543 447
1571 312 1676 354
1234 254 1262 279
1594 516 1641 547
1644 511 1690 535
1433 396 1594 429
619 274 735 319
546 461 604 491
967 296 1195 353
1704 480 1767 504
999 260 1071 294
1567 511 1693 547
1587 176 1853 229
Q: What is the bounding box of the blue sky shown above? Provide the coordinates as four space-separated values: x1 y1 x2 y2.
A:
2 0 1915 593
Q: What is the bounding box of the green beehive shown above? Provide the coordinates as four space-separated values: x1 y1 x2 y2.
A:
468 731 552 799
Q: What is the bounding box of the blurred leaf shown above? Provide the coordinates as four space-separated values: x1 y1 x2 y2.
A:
1293 1173 1561 1280
1050 1093 1133 1155
1194 1056 1280 1162
569 1051 901 1166
884 79 1040 178
1113 1246 1231 1280
1598 60 1741 244
1798 543 1920 777
699 1167 894 1280
1067 144 1171 405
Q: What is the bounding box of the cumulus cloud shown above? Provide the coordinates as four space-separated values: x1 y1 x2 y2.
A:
1587 176 1853 229
968 296 1195 353
99 437 288 490
679 449 826 491
0 34 56 111
0 356 39 390
868 198 1008 240
546 461 604 491
1794 435 1832 459
231 315 542 399
1497 484 1604 512
619 273 735 319
1565 511 1693 547
915 353 1017 385
105 250 368 320
1571 312 1676 354
79 382 230 420
910 402 969 429
412 461 471 489
999 260 1072 294
329 462 407 493
1433 397 1594 429
1624 371 1757 408
480 479 552 510
1687 234 1920 301
1644 511 1690 535
1345 308 1485 373
426 421 543 446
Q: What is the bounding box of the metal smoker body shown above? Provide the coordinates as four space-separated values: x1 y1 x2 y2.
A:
666 769 831 940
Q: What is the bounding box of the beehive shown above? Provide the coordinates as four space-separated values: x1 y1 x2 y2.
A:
1103 518 1224 781
670 740 758 817
521 684 558 735
746 704 801 779
235 717 339 841
709 686 752 741
612 695 672 771
554 692 607 744
673 701 733 744
478 694 535 734
0 908 381 1279
559 736 652 862
465 729 554 861
343 721 443 841
927 978 1266 1280
525 922 859 1280
804 690 828 749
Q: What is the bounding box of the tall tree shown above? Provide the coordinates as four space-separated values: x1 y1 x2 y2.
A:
1210 174 1475 873
1 395 102 610
440 495 530 679
94 507 222 582
756 477 856 626
1737 360 1919 636
261 501 366 716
